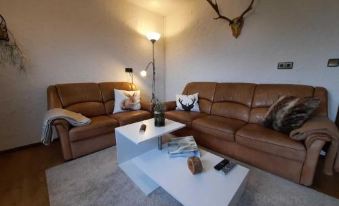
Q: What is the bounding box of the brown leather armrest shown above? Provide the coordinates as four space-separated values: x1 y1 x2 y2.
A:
53 119 70 131
140 99 154 112
300 130 333 186
54 122 73 160
300 139 326 185
165 101 176 111
290 116 336 146
305 134 331 149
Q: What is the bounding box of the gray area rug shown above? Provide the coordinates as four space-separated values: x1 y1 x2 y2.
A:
46 147 339 206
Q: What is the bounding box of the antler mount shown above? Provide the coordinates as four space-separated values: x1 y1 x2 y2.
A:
206 0 255 38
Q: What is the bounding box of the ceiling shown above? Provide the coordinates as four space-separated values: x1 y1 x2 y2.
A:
128 0 193 16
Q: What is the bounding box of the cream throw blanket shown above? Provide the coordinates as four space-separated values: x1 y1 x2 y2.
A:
290 116 339 175
41 108 91 145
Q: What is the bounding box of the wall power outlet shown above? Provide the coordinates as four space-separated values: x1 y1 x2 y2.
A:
277 62 294 70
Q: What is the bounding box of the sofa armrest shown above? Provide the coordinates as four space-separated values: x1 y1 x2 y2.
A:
53 120 73 160
295 116 339 185
305 134 331 149
165 101 176 111
53 119 71 131
300 138 326 186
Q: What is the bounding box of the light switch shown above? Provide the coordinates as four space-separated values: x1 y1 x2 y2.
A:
327 59 339 67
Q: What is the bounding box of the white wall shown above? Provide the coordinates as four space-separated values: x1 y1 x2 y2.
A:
0 0 165 151
1 0 339 151
165 0 339 120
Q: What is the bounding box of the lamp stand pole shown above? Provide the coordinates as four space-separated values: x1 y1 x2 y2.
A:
151 39 156 103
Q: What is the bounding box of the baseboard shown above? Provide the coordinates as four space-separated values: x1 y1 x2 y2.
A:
0 141 56 155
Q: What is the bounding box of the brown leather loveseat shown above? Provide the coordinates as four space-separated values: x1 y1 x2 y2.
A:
47 82 152 160
165 82 328 186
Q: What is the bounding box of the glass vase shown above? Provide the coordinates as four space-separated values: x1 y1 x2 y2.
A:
154 111 165 127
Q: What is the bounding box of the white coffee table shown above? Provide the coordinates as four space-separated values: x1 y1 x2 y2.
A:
115 118 185 194
115 118 249 206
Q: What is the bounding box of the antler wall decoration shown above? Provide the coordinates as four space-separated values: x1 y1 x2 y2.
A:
206 0 255 38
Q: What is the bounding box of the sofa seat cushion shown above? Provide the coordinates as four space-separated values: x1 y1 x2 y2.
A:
165 111 207 127
69 116 119 142
236 124 306 162
110 110 152 126
192 115 246 142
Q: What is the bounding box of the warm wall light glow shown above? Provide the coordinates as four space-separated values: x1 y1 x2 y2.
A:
146 32 161 41
140 70 147 77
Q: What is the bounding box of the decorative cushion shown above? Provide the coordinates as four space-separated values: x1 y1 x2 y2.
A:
176 93 200 112
113 89 141 114
263 96 291 126
263 96 320 134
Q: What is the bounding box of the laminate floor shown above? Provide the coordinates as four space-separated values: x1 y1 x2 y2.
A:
0 142 63 206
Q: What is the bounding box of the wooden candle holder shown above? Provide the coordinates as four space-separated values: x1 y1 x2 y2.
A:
187 157 203 175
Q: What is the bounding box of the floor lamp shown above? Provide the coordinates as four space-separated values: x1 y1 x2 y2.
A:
140 32 161 103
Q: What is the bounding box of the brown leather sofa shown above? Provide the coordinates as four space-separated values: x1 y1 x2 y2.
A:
165 82 329 186
47 82 152 160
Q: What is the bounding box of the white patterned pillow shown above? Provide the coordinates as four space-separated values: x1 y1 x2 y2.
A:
113 89 141 114
176 93 200 112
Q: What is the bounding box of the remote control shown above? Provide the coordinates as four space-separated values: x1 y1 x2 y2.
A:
214 159 229 171
221 162 236 175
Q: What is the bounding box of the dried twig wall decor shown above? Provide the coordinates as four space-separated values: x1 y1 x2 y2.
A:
0 14 26 70
0 15 9 41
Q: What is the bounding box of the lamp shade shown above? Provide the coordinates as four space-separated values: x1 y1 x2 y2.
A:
146 32 161 42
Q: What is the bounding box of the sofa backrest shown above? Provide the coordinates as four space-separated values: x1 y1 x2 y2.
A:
52 83 106 117
47 82 135 117
182 82 328 123
212 83 256 122
99 82 135 114
182 82 217 114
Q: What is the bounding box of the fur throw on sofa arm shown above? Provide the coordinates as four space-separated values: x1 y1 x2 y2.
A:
41 108 91 145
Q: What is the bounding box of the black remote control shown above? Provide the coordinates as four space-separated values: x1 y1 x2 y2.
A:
222 162 236 174
214 159 229 171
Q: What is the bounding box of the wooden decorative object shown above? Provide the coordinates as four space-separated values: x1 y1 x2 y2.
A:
139 124 147 132
187 157 203 175
0 14 9 41
206 0 255 38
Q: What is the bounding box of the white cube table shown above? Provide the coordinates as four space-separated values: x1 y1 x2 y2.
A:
115 118 185 194
115 118 249 206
